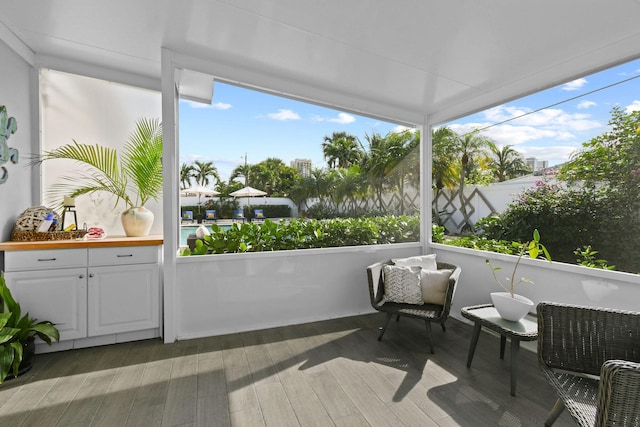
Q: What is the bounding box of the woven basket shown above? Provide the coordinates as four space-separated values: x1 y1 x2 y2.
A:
11 230 87 242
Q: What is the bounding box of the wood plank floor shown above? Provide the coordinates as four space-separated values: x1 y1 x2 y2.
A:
0 313 575 426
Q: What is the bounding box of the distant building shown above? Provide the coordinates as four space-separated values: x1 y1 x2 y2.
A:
528 157 555 176
291 158 312 177
526 157 549 173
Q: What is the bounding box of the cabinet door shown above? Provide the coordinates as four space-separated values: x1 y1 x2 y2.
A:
87 264 160 336
4 269 88 341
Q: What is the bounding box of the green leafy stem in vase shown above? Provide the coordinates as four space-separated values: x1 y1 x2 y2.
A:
485 229 551 298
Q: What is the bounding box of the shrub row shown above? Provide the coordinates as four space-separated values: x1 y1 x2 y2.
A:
181 215 419 255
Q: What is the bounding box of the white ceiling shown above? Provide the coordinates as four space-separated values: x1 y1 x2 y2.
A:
2 0 640 124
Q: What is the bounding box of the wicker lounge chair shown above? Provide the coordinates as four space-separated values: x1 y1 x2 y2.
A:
537 302 640 427
366 259 461 353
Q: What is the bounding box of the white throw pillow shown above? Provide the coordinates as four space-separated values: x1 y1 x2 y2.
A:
392 254 438 271
381 265 423 305
420 269 452 305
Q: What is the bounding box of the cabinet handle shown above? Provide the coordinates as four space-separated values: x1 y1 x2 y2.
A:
89 273 94 278
37 258 57 262
117 254 134 258
79 274 84 279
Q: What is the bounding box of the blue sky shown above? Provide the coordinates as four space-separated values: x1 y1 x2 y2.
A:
179 85 404 182
180 58 640 183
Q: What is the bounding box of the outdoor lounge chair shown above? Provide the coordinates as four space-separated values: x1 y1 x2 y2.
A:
233 209 246 223
204 209 217 223
366 259 461 353
181 210 194 224
537 301 640 427
252 209 265 222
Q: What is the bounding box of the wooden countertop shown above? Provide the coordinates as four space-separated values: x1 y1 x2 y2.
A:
0 235 163 251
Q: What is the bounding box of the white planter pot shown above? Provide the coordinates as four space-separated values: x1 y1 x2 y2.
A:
490 292 534 322
121 206 154 237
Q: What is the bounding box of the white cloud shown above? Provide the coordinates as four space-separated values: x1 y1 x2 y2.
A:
212 102 232 110
516 145 579 165
180 100 232 110
312 112 356 124
450 122 557 145
577 100 597 109
392 125 416 134
625 100 640 113
562 78 587 91
267 109 300 121
449 109 601 148
328 113 356 124
480 105 600 133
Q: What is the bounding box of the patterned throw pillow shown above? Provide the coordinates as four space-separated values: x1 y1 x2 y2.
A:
381 265 423 305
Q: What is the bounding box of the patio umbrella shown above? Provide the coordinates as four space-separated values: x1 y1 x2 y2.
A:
229 185 267 208
180 185 220 210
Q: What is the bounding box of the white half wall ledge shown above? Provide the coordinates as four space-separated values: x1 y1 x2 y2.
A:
174 243 424 340
431 244 640 325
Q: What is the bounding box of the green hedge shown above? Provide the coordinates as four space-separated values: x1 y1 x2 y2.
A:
181 215 419 255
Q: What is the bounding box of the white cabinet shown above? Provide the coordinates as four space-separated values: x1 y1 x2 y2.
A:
5 267 87 340
3 243 161 350
87 247 160 336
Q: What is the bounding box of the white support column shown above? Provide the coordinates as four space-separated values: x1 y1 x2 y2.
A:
161 47 178 343
422 115 433 253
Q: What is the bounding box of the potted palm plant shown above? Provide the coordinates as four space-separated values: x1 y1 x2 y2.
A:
36 118 162 236
485 229 551 321
0 272 60 383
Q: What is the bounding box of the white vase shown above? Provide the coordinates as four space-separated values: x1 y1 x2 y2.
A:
490 292 534 322
121 206 154 237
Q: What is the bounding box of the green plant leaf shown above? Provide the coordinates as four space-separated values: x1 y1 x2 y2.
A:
0 344 15 383
0 325 20 345
32 322 60 345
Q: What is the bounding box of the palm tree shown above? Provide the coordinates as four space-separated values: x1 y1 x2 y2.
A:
453 130 494 232
248 157 298 196
334 165 366 215
489 144 530 182
362 132 392 212
310 168 331 209
321 132 363 168
382 130 419 214
432 126 459 224
180 163 196 189
37 117 162 209
230 163 252 186
289 175 316 214
193 160 220 188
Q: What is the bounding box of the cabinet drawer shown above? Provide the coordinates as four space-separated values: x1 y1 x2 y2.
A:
88 245 159 266
5 249 87 271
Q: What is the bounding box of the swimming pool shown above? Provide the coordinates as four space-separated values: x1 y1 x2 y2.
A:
180 224 230 246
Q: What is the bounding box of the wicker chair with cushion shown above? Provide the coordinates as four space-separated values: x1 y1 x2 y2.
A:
537 302 640 427
366 258 461 353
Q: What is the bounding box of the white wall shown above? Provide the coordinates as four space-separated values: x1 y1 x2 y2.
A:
174 243 422 339
39 69 162 236
435 177 556 233
431 244 640 322
0 39 33 246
